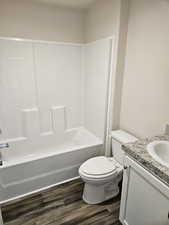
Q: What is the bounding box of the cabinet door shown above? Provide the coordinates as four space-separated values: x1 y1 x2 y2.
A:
120 156 169 225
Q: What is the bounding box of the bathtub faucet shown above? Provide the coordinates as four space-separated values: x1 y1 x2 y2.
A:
0 143 9 166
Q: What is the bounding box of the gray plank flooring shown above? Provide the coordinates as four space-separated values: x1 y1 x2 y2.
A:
2 179 122 225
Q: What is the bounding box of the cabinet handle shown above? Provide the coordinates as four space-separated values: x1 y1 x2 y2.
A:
124 166 128 170
168 212 169 219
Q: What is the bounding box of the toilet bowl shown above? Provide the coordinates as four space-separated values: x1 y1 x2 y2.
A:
79 156 122 204
79 130 137 204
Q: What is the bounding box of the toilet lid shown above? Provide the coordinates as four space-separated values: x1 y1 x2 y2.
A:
80 156 116 176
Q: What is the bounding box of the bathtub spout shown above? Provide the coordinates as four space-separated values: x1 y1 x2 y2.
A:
0 152 3 166
0 143 9 166
0 143 9 149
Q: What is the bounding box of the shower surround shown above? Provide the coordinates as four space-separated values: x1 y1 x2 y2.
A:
0 37 113 203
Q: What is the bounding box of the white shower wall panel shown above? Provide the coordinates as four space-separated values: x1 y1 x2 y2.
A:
0 39 84 142
0 39 37 140
34 43 84 132
83 39 112 140
0 37 112 144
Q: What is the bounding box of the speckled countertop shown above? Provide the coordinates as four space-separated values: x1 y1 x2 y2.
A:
123 135 169 187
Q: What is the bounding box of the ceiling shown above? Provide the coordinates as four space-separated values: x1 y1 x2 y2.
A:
32 0 96 9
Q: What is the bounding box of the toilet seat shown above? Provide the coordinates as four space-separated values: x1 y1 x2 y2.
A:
79 169 118 180
79 156 119 179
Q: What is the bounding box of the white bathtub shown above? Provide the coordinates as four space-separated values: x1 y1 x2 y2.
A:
0 128 102 204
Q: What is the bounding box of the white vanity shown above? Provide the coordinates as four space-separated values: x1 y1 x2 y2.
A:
119 136 169 225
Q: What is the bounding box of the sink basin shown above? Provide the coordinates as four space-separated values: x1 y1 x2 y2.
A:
147 141 169 168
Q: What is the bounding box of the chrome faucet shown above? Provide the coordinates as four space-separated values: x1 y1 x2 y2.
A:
0 143 9 166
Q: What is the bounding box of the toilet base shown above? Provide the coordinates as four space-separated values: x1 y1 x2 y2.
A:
82 181 120 205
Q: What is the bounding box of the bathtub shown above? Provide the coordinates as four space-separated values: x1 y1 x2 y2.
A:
0 127 102 204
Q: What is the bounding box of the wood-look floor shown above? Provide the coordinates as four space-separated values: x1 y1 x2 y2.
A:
2 179 122 225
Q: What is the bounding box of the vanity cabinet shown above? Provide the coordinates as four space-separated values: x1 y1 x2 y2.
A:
120 156 169 225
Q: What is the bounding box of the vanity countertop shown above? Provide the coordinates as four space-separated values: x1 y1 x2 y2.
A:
123 135 169 187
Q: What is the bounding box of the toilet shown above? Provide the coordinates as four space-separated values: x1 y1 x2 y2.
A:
79 130 137 204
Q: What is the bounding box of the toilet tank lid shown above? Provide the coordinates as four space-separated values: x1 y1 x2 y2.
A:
111 130 138 144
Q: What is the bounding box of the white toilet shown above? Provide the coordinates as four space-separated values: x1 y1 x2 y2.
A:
79 130 137 204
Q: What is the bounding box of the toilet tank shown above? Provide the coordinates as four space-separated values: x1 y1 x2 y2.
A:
111 130 138 165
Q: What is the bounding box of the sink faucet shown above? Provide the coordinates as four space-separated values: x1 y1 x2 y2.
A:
0 143 9 166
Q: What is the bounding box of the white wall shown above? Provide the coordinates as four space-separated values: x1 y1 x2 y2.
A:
120 0 169 138
0 0 121 44
85 0 121 42
0 0 85 43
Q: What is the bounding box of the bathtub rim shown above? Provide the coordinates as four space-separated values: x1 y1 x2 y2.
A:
1 142 103 169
